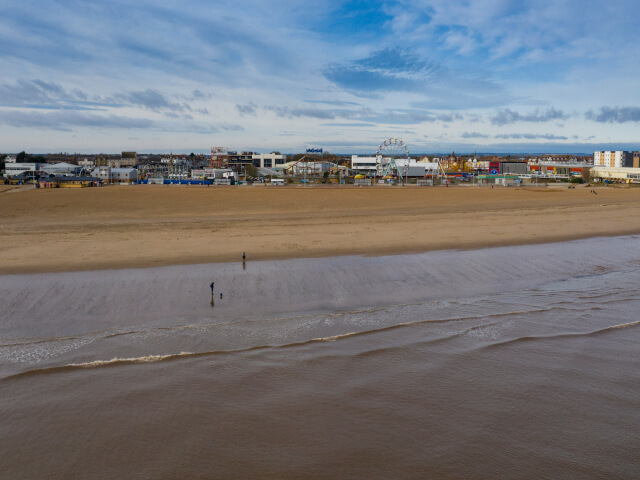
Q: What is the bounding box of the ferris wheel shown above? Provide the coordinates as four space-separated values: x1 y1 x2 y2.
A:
376 137 410 181
376 137 410 159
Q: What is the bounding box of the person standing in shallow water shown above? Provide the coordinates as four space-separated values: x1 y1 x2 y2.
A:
209 282 215 307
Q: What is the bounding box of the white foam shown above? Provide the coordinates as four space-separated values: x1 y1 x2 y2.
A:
68 351 194 368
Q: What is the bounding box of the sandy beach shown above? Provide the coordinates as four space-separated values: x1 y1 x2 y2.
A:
2 184 640 274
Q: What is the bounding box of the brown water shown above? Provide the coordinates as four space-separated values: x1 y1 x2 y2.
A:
1 237 639 479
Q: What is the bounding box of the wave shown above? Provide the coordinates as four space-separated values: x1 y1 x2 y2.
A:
6 303 638 380
2 308 537 380
104 331 140 339
481 320 640 350
2 321 427 380
0 336 80 349
68 353 195 367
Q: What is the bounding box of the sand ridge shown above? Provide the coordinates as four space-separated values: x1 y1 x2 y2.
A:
1 184 640 274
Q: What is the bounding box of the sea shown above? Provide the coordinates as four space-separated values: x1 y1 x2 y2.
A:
1 236 639 479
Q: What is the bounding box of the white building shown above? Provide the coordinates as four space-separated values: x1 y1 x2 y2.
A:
78 158 95 169
594 151 631 168
4 162 42 177
41 162 81 175
252 153 286 169
417 157 445 174
591 166 640 183
351 155 438 176
351 155 378 173
284 161 337 175
191 168 237 181
161 156 189 165
93 166 138 183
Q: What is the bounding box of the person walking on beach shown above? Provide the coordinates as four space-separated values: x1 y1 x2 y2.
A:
210 282 214 294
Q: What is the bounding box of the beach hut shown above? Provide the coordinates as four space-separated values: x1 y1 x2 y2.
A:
58 176 103 188
38 176 60 188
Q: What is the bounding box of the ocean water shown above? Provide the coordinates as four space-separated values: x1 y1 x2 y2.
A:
1 237 639 479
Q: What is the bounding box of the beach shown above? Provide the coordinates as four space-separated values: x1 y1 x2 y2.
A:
2 185 640 479
2 184 640 274
2 237 640 479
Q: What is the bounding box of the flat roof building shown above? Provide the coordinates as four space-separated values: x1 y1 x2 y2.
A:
93 166 138 183
4 162 42 177
252 153 286 169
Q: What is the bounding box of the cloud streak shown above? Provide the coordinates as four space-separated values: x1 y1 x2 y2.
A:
585 106 640 123
263 104 464 125
494 133 568 140
491 108 568 126
114 89 191 113
0 110 155 131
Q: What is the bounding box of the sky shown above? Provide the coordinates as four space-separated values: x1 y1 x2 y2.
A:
1 0 639 155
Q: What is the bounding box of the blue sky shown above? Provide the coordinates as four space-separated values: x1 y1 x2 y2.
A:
1 0 639 154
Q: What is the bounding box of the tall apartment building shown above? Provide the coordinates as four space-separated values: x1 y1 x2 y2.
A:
593 151 635 168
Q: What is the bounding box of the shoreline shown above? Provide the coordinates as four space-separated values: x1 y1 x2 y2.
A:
3 235 639 344
3 186 640 275
2 231 640 276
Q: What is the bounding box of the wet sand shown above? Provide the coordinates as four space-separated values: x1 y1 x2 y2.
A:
2 184 640 274
2 237 640 479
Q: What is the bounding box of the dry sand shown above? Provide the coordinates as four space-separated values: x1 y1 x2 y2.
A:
2 184 640 274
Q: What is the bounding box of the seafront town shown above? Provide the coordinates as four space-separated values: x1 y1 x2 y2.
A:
2 143 640 187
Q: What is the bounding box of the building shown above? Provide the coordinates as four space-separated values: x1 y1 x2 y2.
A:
528 156 591 176
593 151 636 168
93 166 138 184
119 152 138 167
252 153 286 169
3 162 42 177
41 162 81 175
191 168 237 181
284 161 337 175
351 155 438 176
78 157 96 169
161 155 189 165
478 174 522 186
95 155 109 167
351 155 378 174
38 175 103 188
590 166 640 183
227 151 255 170
500 162 528 175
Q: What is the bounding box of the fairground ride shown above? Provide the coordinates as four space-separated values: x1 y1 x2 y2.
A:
376 137 411 183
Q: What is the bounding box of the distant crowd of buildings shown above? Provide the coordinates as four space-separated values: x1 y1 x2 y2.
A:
3 149 640 186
